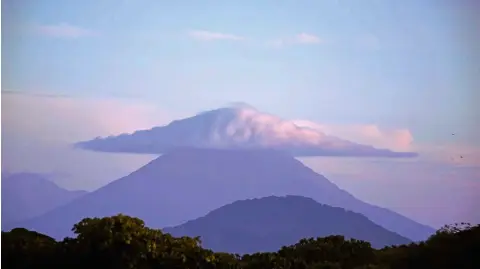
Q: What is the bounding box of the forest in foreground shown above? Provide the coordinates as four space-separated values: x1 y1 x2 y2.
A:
2 214 478 269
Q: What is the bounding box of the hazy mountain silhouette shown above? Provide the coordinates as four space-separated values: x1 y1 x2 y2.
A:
75 105 417 158
1 173 87 225
165 195 411 254
8 149 433 241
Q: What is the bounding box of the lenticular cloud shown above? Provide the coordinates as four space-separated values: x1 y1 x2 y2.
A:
75 105 418 158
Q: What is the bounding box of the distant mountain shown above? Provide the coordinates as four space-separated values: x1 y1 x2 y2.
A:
1 173 87 225
9 149 433 241
165 195 411 254
75 105 417 158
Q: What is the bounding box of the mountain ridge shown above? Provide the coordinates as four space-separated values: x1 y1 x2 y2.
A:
164 195 412 254
1 173 88 225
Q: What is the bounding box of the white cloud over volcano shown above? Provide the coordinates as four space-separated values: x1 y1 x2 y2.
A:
2 92 418 156
75 103 418 157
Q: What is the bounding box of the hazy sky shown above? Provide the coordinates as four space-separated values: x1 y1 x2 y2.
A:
2 0 479 228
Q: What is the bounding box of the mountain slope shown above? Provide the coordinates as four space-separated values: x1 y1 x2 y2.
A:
1 173 88 225
9 149 433 241
75 105 417 158
165 195 411 253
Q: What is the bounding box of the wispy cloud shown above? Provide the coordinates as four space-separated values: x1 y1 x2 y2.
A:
294 119 480 168
188 30 244 41
35 23 98 39
292 120 414 152
1 91 170 141
268 33 324 48
294 33 323 44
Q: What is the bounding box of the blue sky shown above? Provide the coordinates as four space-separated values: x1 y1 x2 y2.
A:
3 0 479 145
2 0 479 227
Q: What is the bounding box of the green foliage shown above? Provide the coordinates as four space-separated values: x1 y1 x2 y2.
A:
2 215 479 269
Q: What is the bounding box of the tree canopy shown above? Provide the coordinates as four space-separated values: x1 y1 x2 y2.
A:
2 215 479 269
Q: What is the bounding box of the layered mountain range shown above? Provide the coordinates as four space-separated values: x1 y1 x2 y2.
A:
6 148 433 242
4 105 433 252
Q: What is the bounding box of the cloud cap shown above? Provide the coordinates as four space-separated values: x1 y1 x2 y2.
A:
75 105 418 158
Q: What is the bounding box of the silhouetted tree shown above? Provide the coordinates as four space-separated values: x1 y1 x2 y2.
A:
2 228 58 269
2 215 479 269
